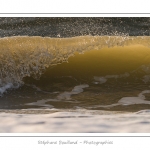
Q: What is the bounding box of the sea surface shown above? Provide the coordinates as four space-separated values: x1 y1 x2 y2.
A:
1 17 150 132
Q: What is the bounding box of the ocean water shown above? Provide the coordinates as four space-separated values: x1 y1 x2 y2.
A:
1 17 150 132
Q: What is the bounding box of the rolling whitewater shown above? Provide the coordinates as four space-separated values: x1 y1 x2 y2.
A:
1 18 150 132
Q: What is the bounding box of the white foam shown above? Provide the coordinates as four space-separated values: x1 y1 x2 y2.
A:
93 77 107 84
94 73 129 84
0 83 20 96
57 84 89 100
0 110 150 132
142 75 150 83
116 90 150 105
26 99 54 108
118 97 150 105
89 90 150 108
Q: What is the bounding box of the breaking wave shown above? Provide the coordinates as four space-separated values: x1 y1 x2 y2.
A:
1 35 150 95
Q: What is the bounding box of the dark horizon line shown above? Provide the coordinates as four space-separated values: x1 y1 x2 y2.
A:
0 13 150 14
0 136 150 137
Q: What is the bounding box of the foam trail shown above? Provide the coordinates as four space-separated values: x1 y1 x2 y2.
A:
94 73 129 84
26 84 89 108
88 90 150 108
57 84 89 100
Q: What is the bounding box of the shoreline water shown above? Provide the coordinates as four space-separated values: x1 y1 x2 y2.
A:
0 109 150 132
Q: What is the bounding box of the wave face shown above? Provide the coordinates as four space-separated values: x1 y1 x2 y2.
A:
0 36 149 91
0 18 150 112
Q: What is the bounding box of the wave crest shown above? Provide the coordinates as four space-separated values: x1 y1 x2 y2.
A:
0 35 150 95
